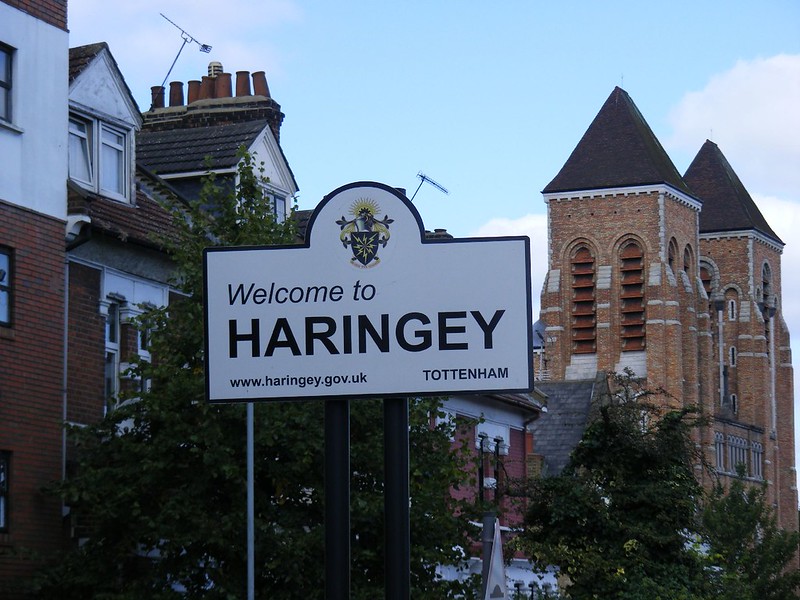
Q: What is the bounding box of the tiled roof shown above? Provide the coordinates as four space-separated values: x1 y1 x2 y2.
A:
685 140 782 245
68 168 182 249
69 42 106 82
136 120 267 175
543 87 693 197
530 380 596 476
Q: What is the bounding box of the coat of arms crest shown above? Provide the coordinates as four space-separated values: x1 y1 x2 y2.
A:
336 198 394 267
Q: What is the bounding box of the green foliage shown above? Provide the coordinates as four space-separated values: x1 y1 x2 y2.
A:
513 372 800 600
513 374 709 599
702 472 800 600
32 150 478 599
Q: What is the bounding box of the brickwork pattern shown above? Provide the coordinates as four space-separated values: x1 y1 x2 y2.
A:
0 200 65 594
66 262 105 425
2 0 66 31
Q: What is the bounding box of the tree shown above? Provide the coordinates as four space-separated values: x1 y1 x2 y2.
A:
32 150 479 599
702 470 800 600
512 373 709 599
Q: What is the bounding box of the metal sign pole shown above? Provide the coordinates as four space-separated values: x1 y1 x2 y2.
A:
247 403 255 600
384 397 410 599
325 399 350 599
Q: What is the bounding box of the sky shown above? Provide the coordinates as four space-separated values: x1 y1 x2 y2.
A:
68 1 800 469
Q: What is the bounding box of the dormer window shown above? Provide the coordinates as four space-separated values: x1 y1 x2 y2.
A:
69 114 130 202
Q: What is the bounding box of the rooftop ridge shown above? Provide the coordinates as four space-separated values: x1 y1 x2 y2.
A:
543 87 693 197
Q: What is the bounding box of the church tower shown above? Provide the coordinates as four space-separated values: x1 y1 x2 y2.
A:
539 87 707 408
685 140 797 530
536 86 797 532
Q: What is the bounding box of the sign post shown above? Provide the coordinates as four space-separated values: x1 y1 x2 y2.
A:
203 182 533 598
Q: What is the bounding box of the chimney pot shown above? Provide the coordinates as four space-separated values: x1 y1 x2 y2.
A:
187 80 201 104
236 71 252 97
150 85 165 109
200 75 215 100
168 81 184 107
215 72 233 98
252 71 271 98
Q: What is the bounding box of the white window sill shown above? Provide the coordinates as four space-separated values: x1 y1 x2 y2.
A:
0 119 23 135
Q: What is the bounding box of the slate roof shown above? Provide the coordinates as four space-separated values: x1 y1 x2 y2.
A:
136 120 267 175
530 380 596 476
543 87 694 197
684 140 782 245
69 42 105 82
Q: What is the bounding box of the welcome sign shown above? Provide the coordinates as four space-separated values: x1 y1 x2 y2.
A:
203 182 533 402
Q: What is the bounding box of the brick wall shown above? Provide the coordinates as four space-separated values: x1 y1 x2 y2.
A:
66 261 104 425
2 0 67 31
0 200 65 595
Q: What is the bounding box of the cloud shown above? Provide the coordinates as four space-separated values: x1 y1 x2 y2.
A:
472 214 549 320
666 54 800 199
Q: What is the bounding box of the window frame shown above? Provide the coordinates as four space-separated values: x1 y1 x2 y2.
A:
714 432 726 473
103 299 121 413
727 299 737 321
0 246 11 327
751 441 763 480
0 43 12 123
68 112 131 203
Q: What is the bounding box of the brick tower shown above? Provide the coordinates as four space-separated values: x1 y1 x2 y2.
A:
685 140 797 530
536 87 797 531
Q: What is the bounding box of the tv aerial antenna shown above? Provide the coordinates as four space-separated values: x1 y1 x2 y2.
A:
410 171 449 202
154 13 213 107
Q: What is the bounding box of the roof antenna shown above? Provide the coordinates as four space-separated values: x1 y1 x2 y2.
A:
410 172 449 202
154 13 213 107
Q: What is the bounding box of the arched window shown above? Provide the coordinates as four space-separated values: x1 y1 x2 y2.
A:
699 262 714 296
751 442 763 479
727 299 737 321
620 241 645 351
571 245 596 354
730 393 738 414
729 346 737 367
668 237 678 274
683 245 693 277
714 432 725 472
727 435 748 475
762 263 773 299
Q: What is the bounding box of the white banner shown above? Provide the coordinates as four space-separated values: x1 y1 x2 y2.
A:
203 182 533 402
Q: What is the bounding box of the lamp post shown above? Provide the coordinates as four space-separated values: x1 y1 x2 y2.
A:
493 436 503 504
478 432 487 505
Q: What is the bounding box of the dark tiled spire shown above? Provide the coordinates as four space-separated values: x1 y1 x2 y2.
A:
684 140 782 245
543 87 693 196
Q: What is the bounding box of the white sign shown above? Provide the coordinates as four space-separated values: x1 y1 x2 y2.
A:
203 182 533 402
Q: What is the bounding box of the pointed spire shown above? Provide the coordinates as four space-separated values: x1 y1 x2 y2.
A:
543 87 692 196
684 140 782 245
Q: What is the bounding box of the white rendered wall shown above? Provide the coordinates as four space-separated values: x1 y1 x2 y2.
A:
0 5 68 219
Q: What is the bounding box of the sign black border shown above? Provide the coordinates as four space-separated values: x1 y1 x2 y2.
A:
202 181 534 403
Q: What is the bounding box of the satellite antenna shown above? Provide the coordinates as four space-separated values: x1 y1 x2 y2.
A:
154 13 213 107
410 171 449 202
